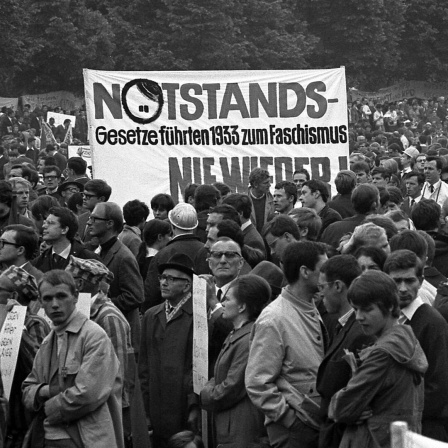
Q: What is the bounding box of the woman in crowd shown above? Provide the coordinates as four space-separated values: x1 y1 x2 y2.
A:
200 274 270 448
354 246 387 272
329 271 428 448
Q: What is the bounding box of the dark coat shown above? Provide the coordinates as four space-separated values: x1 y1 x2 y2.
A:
316 313 374 448
201 321 265 448
328 194 356 219
318 205 342 239
427 231 448 278
242 222 266 257
320 214 366 249
139 299 196 447
143 233 204 312
99 239 144 354
32 239 99 272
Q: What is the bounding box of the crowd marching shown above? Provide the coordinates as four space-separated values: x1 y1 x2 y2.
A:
0 95 447 448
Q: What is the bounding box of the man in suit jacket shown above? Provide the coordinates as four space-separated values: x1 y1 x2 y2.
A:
385 250 448 441
316 255 374 448
89 202 144 355
401 171 424 218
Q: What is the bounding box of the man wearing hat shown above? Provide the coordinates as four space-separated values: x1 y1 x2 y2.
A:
66 256 149 448
0 265 50 446
400 147 419 177
139 253 199 448
143 203 203 312
57 180 83 208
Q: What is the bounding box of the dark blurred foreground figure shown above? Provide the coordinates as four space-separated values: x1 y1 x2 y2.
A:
329 270 428 448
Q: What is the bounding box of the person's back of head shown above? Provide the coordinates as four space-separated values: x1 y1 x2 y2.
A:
67 157 87 175
417 230 436 267
183 183 198 205
411 199 440 231
222 193 252 220
194 185 221 212
212 182 231 199
363 214 398 240
334 170 357 195
389 229 428 261
320 254 361 289
351 184 379 215
216 219 245 249
123 199 149 227
386 186 403 206
352 160 370 175
143 219 172 247
288 207 322 241
67 192 84 215
0 181 12 207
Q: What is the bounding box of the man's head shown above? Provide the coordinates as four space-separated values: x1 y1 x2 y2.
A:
411 199 440 231
282 241 327 292
222 193 252 222
0 181 13 219
43 165 61 191
150 193 175 220
300 180 330 209
292 168 310 191
42 207 78 244
263 214 300 261
38 270 78 326
319 255 362 315
351 184 380 215
158 253 194 304
8 177 30 212
45 144 56 155
67 157 87 178
88 202 123 242
424 156 443 185
352 161 371 184
248 168 271 195
384 250 423 309
288 207 322 241
371 167 390 188
208 237 244 286
206 204 240 233
183 183 198 206
205 219 244 252
334 170 357 195
348 270 400 336
273 181 297 214
194 185 221 212
168 203 198 235
82 179 112 212
123 199 149 229
389 229 428 263
0 225 39 265
405 172 425 199
57 180 83 203
385 210 410 233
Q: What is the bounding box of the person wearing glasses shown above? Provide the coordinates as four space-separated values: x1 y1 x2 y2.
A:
139 253 199 448
39 165 64 206
33 206 99 272
56 180 83 208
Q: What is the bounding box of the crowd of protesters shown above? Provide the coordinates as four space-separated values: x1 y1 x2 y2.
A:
0 95 447 448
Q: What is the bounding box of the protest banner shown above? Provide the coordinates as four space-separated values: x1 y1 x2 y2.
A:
84 69 349 206
0 97 19 110
0 306 27 399
21 91 82 112
47 111 77 128
349 80 448 103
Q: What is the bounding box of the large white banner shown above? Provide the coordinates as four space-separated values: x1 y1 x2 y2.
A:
84 69 349 206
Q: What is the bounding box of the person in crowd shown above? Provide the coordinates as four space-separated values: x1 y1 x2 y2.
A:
144 203 203 311
200 274 269 448
65 157 89 185
370 166 390 189
246 242 328 448
327 170 357 219
292 168 310 193
300 179 341 237
341 222 391 255
316 255 374 448
0 180 34 231
39 165 63 205
384 209 411 233
194 184 221 243
56 180 83 208
67 192 87 217
8 177 33 220
88 201 144 355
22 270 123 448
289 207 322 242
263 214 300 266
33 206 99 272
351 160 371 184
139 253 199 448
402 172 425 218
45 143 67 172
247 167 275 234
118 199 149 257
183 183 198 206
328 270 427 448
273 180 297 215
384 250 448 441
136 219 172 281
422 156 448 208
150 193 175 220
417 230 447 288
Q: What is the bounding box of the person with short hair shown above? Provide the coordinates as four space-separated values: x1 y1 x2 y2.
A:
300 180 341 237
316 255 374 448
150 193 175 220
194 185 221 243
402 171 425 218
327 170 356 218
384 250 448 441
66 157 89 185
273 181 297 215
22 270 123 448
289 207 322 241
292 168 310 192
328 270 427 448
351 160 370 184
246 242 328 448
40 165 64 205
248 167 275 234
422 156 448 208
45 143 67 172
354 245 387 272
139 253 200 447
119 199 150 257
56 180 83 208
370 166 390 188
